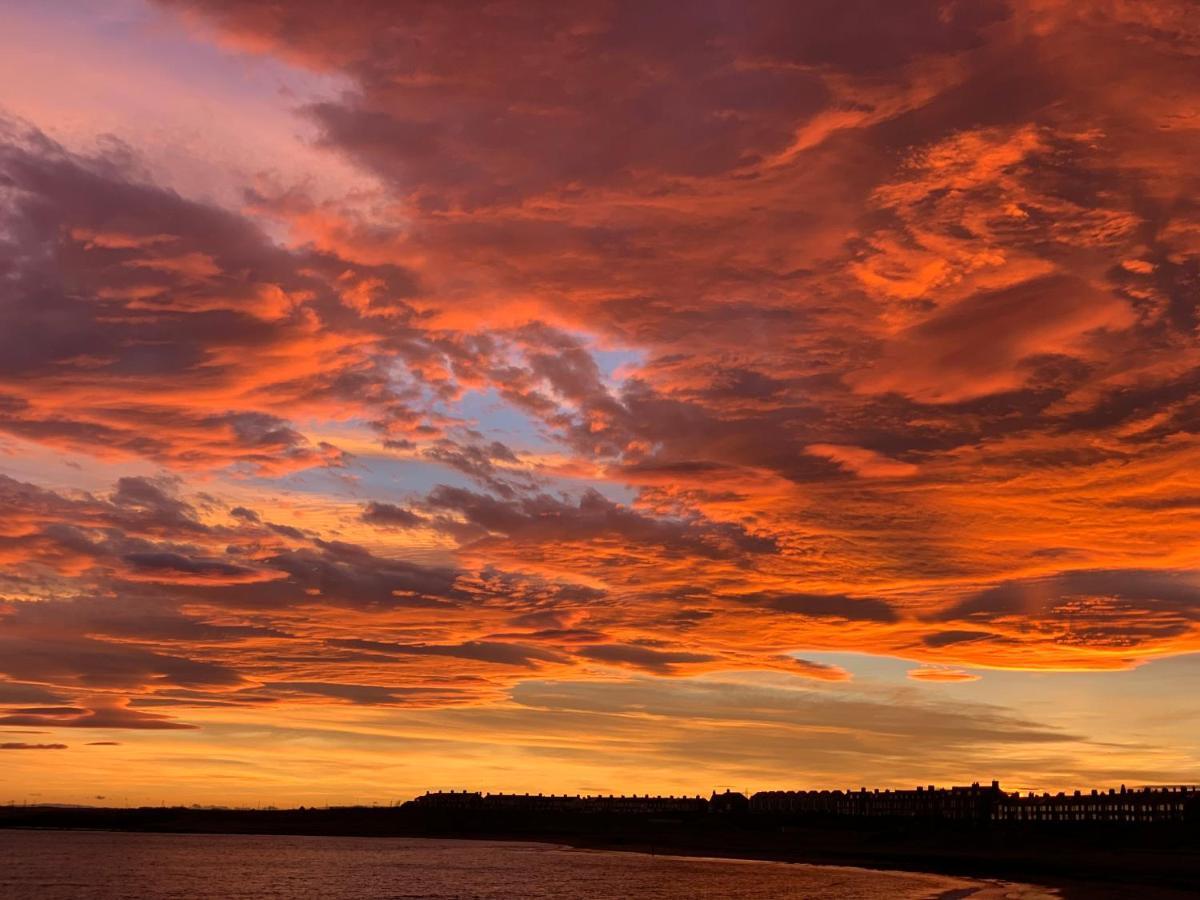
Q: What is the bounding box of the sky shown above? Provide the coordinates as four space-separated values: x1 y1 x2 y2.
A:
1 0 1200 807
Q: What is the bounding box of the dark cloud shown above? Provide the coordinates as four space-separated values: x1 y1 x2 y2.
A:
328 638 567 668
112 477 204 533
0 681 68 705
264 522 307 541
0 704 195 730
249 542 465 610
164 0 1005 207
265 681 472 706
1 596 285 644
938 569 1200 649
425 485 776 560
121 552 264 581
0 119 422 470
0 633 244 690
577 643 718 674
360 501 423 529
943 569 1200 619
921 630 1000 648
423 438 535 498
738 592 899 623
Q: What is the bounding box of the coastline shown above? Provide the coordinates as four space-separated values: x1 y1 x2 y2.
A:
0 827 1061 899
555 844 1057 899
2 806 1197 899
547 834 1182 900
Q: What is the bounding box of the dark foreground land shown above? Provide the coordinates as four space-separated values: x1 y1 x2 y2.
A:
1 805 1197 898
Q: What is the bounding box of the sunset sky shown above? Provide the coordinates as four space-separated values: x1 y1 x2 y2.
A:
2 0 1200 807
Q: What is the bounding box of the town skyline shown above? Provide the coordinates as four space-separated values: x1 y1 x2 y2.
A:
6 768 1200 812
8 778 1199 827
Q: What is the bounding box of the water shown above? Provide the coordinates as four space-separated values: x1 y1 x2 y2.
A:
0 831 1057 899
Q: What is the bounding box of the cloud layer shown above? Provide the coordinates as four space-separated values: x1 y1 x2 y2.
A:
2 0 1200 795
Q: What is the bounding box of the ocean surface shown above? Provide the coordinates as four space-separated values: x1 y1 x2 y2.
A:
0 831 1058 899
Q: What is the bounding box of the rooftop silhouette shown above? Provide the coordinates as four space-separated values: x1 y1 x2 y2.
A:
412 780 1200 824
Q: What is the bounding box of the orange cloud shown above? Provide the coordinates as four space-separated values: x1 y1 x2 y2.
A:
2 0 1200 798
805 444 919 479
907 666 982 683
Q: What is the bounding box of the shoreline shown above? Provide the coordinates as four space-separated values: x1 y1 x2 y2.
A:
546 834 1171 900
556 844 1056 899
0 826 1059 898
2 807 1197 899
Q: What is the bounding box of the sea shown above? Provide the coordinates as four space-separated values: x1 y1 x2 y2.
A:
0 831 1059 899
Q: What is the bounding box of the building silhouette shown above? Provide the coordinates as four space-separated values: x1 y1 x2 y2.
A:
414 791 708 816
412 781 1200 824
751 781 1004 821
994 784 1196 823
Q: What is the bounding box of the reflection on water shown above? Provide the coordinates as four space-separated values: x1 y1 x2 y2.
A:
0 830 1057 899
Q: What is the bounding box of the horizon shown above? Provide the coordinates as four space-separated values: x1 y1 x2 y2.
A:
2 0 1200 811
8 777 1197 811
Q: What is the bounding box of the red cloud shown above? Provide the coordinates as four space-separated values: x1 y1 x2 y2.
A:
907 666 982 683
0 1 1198 795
